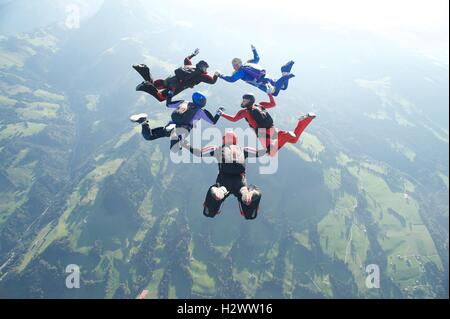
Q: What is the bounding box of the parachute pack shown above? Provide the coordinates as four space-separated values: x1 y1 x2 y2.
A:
250 105 274 128
174 65 199 83
171 101 199 126
219 145 246 175
241 63 266 80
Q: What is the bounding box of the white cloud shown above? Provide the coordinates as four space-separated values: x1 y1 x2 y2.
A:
185 0 448 32
173 0 449 62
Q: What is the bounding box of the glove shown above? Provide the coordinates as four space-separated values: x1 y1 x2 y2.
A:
214 71 222 78
181 138 190 148
166 90 174 98
265 83 275 94
251 44 256 51
192 48 200 56
216 107 225 116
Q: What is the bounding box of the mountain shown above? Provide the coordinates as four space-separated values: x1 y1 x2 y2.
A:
0 0 448 298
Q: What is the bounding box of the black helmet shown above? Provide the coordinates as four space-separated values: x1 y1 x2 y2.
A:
196 60 209 71
241 93 255 108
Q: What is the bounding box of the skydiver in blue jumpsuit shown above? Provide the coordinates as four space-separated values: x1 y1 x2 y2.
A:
217 45 295 96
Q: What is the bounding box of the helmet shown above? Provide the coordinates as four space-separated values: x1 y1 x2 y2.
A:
192 91 207 107
223 131 238 146
232 58 243 68
241 93 255 108
196 60 209 72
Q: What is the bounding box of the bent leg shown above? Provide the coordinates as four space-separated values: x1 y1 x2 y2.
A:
141 123 153 140
281 60 295 74
256 127 272 145
292 115 315 143
136 82 166 102
273 75 294 96
256 79 275 94
276 115 315 150
239 185 262 220
153 79 166 90
275 130 293 151
141 124 170 141
168 126 191 152
256 128 276 155
203 184 227 218
133 64 153 82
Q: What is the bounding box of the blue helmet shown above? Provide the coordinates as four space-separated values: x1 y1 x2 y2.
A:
192 91 207 107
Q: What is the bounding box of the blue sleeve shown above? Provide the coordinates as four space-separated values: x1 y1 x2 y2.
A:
249 48 260 64
221 70 243 83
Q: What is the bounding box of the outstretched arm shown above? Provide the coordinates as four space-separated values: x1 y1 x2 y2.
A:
192 109 218 125
201 73 219 84
202 109 221 125
259 94 276 109
221 110 246 123
181 140 218 157
219 70 243 83
244 146 267 158
247 45 260 64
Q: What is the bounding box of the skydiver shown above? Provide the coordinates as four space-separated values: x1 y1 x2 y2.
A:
181 131 266 220
130 91 223 150
133 48 219 102
217 45 295 96
219 93 316 156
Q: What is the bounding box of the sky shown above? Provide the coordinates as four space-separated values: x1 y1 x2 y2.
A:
1 0 448 63
182 0 449 31
178 0 449 62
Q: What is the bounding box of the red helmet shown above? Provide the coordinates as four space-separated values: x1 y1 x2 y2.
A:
223 131 238 145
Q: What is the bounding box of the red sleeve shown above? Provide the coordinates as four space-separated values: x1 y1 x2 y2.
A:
201 145 219 157
222 110 247 122
259 94 276 109
201 73 218 84
184 56 193 66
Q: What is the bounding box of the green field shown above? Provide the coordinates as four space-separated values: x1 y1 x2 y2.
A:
24 33 58 52
0 95 17 106
388 141 416 162
17 102 60 120
85 95 99 111
297 132 325 161
0 51 25 68
0 122 47 140
286 144 313 162
144 268 164 299
17 158 125 271
324 167 342 191
190 258 215 296
114 129 138 149
85 159 124 183
345 164 443 290
317 191 370 289
0 84 31 96
33 89 65 102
